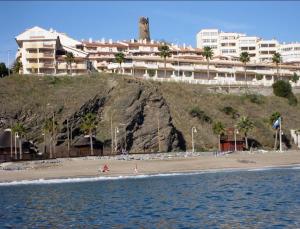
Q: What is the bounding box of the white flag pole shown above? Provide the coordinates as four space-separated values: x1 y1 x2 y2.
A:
279 117 283 152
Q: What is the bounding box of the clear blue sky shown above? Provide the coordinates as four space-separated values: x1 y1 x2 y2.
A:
1 1 300 65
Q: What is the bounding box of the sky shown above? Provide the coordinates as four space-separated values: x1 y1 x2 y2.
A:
1 1 300 65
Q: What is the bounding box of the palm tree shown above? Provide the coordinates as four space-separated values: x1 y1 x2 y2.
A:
237 116 254 150
43 117 58 159
212 121 225 151
12 57 23 75
272 52 282 80
239 52 250 85
12 123 26 159
80 113 98 156
158 44 171 78
65 52 75 75
114 52 125 74
202 47 214 80
269 112 281 150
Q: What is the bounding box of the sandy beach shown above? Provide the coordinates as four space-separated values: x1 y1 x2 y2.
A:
0 150 300 183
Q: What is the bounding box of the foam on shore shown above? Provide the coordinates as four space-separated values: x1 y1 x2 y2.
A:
1 165 299 187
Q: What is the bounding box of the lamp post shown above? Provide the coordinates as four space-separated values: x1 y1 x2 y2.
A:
114 127 119 154
191 127 197 153
119 123 127 153
14 132 19 160
234 129 239 152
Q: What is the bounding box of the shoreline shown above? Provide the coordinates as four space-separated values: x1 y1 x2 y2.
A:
1 164 300 186
1 150 300 185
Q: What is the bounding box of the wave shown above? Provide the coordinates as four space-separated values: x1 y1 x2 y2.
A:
1 165 299 186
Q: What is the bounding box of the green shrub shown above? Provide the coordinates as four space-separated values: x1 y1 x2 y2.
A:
221 106 239 119
256 74 263 81
148 69 156 77
292 73 299 83
247 94 264 104
272 80 292 98
189 107 212 124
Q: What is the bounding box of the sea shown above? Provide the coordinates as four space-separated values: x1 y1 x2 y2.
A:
1 166 300 228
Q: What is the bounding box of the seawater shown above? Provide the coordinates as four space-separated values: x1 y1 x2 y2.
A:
1 167 300 228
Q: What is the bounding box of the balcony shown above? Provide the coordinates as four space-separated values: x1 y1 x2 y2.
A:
73 63 87 69
58 63 67 69
26 52 54 59
26 62 54 68
24 42 55 49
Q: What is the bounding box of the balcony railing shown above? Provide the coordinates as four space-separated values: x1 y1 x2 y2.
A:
24 42 55 49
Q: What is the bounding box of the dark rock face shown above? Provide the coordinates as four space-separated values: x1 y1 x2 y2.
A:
59 80 186 153
0 79 185 154
117 83 185 153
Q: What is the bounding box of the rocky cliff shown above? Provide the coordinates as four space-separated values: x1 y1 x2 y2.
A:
0 76 186 154
1 74 300 152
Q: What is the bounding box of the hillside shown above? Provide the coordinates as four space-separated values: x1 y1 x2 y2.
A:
1 73 300 153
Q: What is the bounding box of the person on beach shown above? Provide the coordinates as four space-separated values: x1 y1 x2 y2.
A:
134 164 138 174
102 164 109 173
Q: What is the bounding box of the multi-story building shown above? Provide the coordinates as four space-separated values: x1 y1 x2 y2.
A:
197 29 299 64
238 36 260 62
14 26 300 87
15 26 89 75
280 43 300 64
257 39 279 63
218 31 245 58
196 29 220 55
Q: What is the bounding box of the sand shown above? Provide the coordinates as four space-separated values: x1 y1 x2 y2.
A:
0 150 300 183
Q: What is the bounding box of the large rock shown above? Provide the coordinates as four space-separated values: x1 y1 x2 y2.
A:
59 79 186 153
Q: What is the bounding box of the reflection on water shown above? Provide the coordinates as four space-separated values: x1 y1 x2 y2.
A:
1 168 300 228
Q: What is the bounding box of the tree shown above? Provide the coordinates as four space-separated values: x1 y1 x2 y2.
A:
272 80 292 98
12 58 23 75
269 112 281 150
212 121 225 151
43 117 58 159
11 123 26 159
239 52 250 85
237 116 254 150
65 52 75 75
292 73 299 84
114 52 125 74
202 47 214 80
158 44 171 78
272 52 282 80
80 113 98 156
0 63 8 77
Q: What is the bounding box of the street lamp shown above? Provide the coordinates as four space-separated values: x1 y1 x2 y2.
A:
234 128 239 152
14 132 19 160
114 127 119 154
119 123 127 154
191 127 197 153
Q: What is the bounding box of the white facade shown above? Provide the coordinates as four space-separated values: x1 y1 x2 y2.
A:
197 28 299 64
15 26 89 75
14 26 300 87
238 36 260 62
196 29 220 54
280 43 300 63
257 39 279 63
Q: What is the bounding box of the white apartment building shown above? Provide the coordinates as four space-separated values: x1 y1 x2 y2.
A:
257 39 279 63
197 29 299 64
196 29 219 54
280 43 300 63
238 36 260 62
219 31 245 58
14 26 300 87
15 26 89 75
